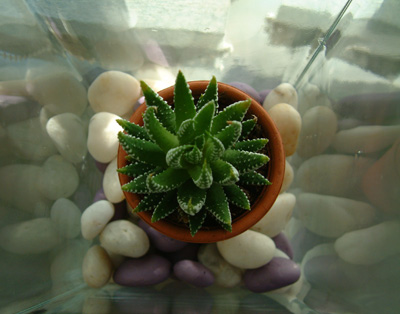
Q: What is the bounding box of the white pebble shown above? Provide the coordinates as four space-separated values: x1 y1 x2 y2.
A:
217 230 275 269
50 198 82 239
268 103 301 156
297 106 338 158
46 113 87 164
81 200 115 240
263 83 298 111
88 71 140 116
280 160 294 193
297 193 377 238
197 243 243 288
251 193 296 237
332 125 400 154
99 220 150 258
335 220 400 265
28 71 87 116
6 117 57 161
0 218 60 254
82 245 113 288
0 164 52 216
87 112 123 163
296 154 373 197
38 155 79 200
103 157 125 203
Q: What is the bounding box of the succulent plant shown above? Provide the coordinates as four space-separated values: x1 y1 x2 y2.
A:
117 71 271 236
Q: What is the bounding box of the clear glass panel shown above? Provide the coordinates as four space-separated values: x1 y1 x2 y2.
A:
1 0 399 313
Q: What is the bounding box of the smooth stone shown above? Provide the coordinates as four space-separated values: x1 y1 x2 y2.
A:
280 160 294 193
82 245 113 288
82 293 112 314
46 113 87 164
50 198 81 239
228 82 261 103
6 117 57 161
88 71 140 116
0 95 40 125
217 230 276 269
291 228 331 262
38 155 79 200
337 118 365 131
82 67 107 85
268 103 301 156
244 257 300 293
93 188 106 203
173 260 215 288
296 154 374 197
197 243 242 288
263 83 298 111
272 233 294 259
113 254 171 286
334 220 400 265
362 140 400 214
104 248 126 269
0 164 52 216
81 200 115 240
251 193 296 238
258 89 271 104
0 218 60 254
87 112 123 163
26 71 87 116
332 125 400 154
138 219 188 253
297 106 338 158
297 193 377 238
163 243 201 264
100 220 150 258
72 183 93 211
95 161 109 173
103 157 125 203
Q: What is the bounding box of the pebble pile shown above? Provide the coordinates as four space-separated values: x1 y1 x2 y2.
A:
0 67 398 311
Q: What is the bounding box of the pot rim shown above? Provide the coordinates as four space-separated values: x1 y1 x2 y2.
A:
118 80 285 243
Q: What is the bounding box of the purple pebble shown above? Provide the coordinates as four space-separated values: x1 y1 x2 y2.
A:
138 219 188 253
113 254 171 287
163 243 200 264
244 257 300 293
95 160 109 173
173 260 214 288
228 82 262 104
258 89 272 104
272 233 294 259
93 188 106 203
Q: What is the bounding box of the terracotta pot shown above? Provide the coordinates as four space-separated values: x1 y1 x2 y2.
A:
118 81 285 243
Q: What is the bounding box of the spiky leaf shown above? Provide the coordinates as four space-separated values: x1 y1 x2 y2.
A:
240 116 257 140
234 138 268 152
117 161 155 176
140 81 175 132
189 159 213 189
222 149 269 173
177 119 196 144
174 71 196 130
143 107 179 152
195 134 206 150
184 146 203 164
133 193 164 212
147 168 190 193
210 160 239 185
122 175 150 194
240 171 271 185
189 209 207 236
177 180 206 216
203 133 225 162
116 119 150 140
151 191 178 222
118 132 167 167
223 184 250 210
197 76 218 109
193 100 215 134
166 145 192 169
214 121 242 149
205 183 231 226
211 100 251 134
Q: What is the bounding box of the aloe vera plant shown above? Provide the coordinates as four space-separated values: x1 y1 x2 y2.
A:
117 71 271 236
